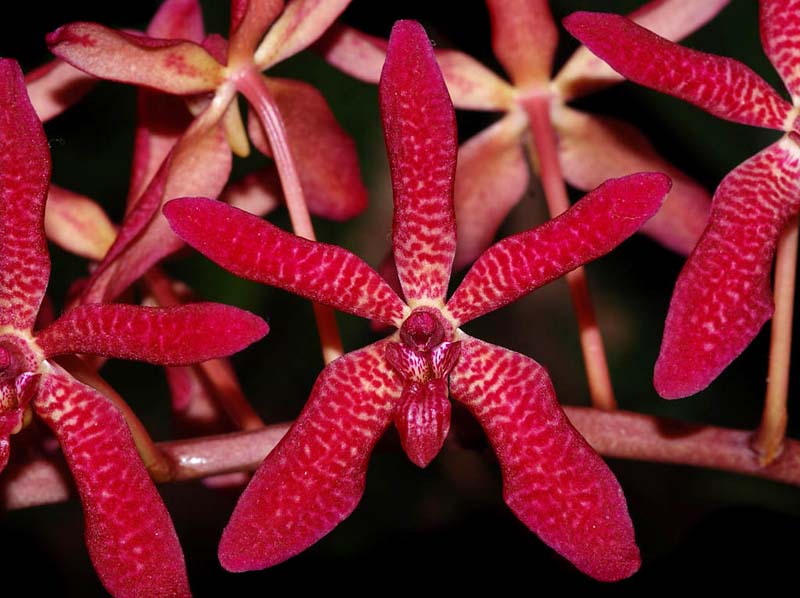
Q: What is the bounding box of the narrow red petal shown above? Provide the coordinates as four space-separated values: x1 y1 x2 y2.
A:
0 59 51 331
45 184 117 261
449 335 639 581
229 0 284 63
654 137 800 398
35 303 268 366
563 12 792 130
393 378 450 468
25 59 95 122
380 20 457 305
760 0 800 100
219 339 401 571
446 173 671 326
34 367 189 597
487 0 557 88
164 197 408 326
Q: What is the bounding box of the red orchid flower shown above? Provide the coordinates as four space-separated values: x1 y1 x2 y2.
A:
47 0 366 303
0 58 268 597
564 2 800 399
321 0 725 263
165 20 672 581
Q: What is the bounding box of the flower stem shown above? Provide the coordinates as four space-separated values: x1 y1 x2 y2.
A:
236 69 344 364
752 215 798 464
521 93 616 411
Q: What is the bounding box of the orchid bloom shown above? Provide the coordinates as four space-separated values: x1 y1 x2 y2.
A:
165 20 672 581
47 0 366 303
564 2 800 398
321 0 725 264
0 58 269 597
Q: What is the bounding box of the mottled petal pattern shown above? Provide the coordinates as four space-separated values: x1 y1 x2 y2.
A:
447 174 670 326
164 198 407 326
218 339 401 571
380 20 458 305
450 335 639 581
760 0 800 101
34 366 190 598
654 137 800 398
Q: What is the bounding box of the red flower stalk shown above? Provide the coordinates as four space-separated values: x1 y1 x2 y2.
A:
0 58 268 597
564 3 800 400
165 21 672 581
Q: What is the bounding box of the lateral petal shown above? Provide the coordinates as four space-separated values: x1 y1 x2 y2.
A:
760 0 800 102
436 49 516 111
316 23 386 83
25 59 95 123
229 0 284 64
654 137 800 398
218 339 401 571
447 173 670 326
44 185 116 262
449 335 639 581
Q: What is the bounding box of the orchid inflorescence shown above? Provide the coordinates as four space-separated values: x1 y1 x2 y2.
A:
1 0 799 595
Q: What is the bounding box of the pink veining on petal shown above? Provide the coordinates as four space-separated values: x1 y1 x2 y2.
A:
164 198 407 326
450 335 639 582
760 0 800 101
654 137 800 398
25 59 95 123
34 367 190 598
0 59 51 330
219 339 401 571
380 20 458 305
447 173 671 326
563 12 793 130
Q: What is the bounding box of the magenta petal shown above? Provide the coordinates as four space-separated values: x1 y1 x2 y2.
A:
654 137 800 398
760 0 800 100
0 59 51 331
446 173 671 326
449 335 639 581
218 339 401 571
165 197 407 325
34 303 268 366
563 12 793 131
380 20 458 305
34 367 189 597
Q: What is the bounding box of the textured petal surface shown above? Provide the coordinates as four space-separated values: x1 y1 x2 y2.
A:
45 185 116 261
0 60 51 330
316 23 386 83
447 173 670 326
25 59 95 123
654 137 800 398
34 366 189 597
449 335 639 581
453 112 529 269
554 105 710 255
47 22 224 94
760 0 800 101
219 339 401 571
436 49 516 111
380 21 458 305
164 198 407 326
487 0 557 88
563 12 792 130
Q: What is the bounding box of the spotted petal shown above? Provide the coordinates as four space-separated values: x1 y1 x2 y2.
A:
654 137 800 398
449 335 639 581
446 173 671 326
0 59 50 330
760 0 800 102
380 20 458 306
34 366 190 597
563 12 793 130
218 339 401 571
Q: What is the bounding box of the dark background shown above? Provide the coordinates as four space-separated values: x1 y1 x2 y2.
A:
2 0 799 594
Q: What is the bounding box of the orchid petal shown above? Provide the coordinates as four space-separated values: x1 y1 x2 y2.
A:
247 77 367 220
229 0 284 63
760 0 800 102
34 366 189 597
25 59 95 123
436 49 516 111
148 0 205 41
316 23 386 83
223 170 281 216
554 105 710 255
446 173 670 326
450 335 639 581
164 197 408 326
563 12 793 130
222 99 251 157
254 0 351 70
47 22 224 95
35 303 268 366
380 21 458 306
45 185 117 261
219 338 401 571
555 0 731 100
453 111 529 269
487 0 557 88
654 137 800 398
0 59 50 330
